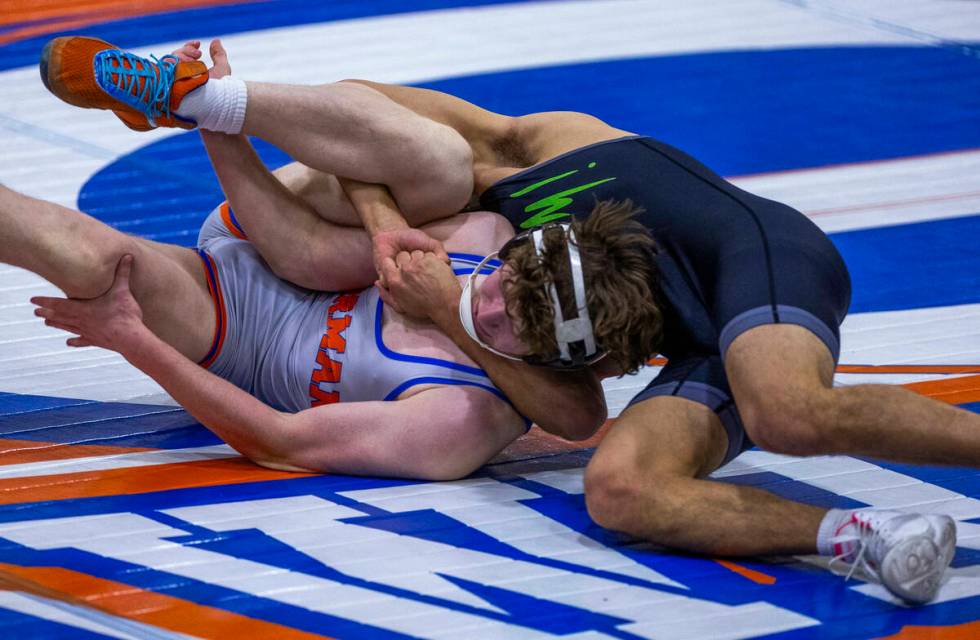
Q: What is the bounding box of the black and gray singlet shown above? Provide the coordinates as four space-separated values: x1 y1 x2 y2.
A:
480 135 851 463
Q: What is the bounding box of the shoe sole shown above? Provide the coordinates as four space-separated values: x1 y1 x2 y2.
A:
881 518 956 604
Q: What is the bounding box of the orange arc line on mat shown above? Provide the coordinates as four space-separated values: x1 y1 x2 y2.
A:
837 364 980 375
713 560 776 585
0 562 329 640
873 620 980 640
0 0 257 47
0 457 314 505
647 357 980 376
0 438 155 466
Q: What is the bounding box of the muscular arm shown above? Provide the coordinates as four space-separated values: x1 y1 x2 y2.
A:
124 332 518 479
415 274 607 441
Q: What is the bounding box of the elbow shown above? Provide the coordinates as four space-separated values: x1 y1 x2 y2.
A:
552 395 607 442
562 411 607 441
417 465 471 482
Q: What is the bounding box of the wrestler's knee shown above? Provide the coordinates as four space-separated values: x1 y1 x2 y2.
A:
584 457 681 540
585 459 637 532
740 386 839 456
585 467 693 543
398 124 474 222
62 232 142 299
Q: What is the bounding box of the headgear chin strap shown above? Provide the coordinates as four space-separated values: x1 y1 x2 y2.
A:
458 223 606 370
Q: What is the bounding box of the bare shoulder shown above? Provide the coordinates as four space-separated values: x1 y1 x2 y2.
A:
432 383 527 435
422 210 515 256
515 111 635 159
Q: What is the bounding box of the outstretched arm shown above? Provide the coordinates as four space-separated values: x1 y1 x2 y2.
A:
31 256 522 479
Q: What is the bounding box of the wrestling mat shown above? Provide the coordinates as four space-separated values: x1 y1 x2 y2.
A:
1 1 979 637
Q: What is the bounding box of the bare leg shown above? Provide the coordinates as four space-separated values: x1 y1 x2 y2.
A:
241 81 474 223
0 186 214 361
201 131 376 291
726 324 980 466
584 395 826 556
270 162 360 226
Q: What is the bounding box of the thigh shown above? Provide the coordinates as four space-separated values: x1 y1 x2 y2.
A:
726 323 835 394
625 354 750 467
128 238 216 364
723 323 835 452
271 162 360 227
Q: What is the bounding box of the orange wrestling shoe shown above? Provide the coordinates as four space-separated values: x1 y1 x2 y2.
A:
40 36 208 131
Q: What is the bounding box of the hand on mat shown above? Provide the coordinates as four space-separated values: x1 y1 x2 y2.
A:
172 39 232 78
373 228 449 286
31 255 147 354
378 250 461 320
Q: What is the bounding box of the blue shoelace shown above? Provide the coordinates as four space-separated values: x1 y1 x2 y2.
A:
95 50 178 126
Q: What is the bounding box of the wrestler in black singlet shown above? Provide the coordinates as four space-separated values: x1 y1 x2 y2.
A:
480 135 851 463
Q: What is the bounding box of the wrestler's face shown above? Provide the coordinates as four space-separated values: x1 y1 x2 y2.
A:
471 266 530 357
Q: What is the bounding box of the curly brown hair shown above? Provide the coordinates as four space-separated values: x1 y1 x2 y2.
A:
501 199 662 374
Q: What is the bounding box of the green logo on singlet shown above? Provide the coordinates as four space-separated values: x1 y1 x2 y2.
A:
511 162 616 229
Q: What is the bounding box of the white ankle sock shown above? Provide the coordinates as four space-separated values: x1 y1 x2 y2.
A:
176 76 248 134
817 508 858 559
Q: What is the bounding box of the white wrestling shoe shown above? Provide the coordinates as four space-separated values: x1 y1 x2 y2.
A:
830 510 956 604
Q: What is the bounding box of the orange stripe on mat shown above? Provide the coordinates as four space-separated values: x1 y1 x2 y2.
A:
0 438 154 466
0 457 313 505
0 562 327 640
0 1 252 45
713 560 776 585
873 621 980 640
838 364 980 375
904 374 980 405
1 372 975 500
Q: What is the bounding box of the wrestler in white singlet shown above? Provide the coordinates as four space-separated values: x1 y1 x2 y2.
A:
195 205 520 418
